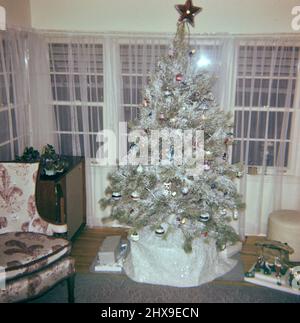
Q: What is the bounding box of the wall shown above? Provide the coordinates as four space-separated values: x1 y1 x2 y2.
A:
30 0 300 34
0 0 31 28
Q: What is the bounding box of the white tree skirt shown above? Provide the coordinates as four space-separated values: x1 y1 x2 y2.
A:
123 228 237 288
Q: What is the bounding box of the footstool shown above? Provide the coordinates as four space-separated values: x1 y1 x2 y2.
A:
268 210 300 262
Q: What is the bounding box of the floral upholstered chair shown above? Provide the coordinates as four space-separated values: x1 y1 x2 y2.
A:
0 163 75 303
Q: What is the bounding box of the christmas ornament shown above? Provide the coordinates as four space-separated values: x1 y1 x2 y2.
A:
181 218 187 224
205 150 213 160
168 48 174 57
176 73 184 82
159 112 166 121
175 0 202 27
163 182 172 197
204 162 210 171
233 210 239 221
143 98 149 107
164 182 172 190
236 171 243 178
155 226 165 236
220 244 227 251
172 191 177 197
164 88 172 96
189 49 196 57
137 165 144 173
199 213 211 222
224 137 233 145
112 192 121 201
220 209 227 216
130 231 140 242
181 187 189 195
131 192 140 201
200 104 209 111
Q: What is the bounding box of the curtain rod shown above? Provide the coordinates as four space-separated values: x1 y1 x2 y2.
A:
5 26 300 40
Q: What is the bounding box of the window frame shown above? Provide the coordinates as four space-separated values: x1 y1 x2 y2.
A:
47 38 105 158
0 39 29 160
231 40 300 175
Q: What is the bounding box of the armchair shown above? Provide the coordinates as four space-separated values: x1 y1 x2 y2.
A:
0 163 75 303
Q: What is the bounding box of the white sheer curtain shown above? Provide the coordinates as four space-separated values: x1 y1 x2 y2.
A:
233 38 300 236
28 32 56 150
45 34 122 227
0 30 30 160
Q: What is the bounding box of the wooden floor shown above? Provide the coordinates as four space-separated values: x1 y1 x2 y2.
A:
71 227 265 274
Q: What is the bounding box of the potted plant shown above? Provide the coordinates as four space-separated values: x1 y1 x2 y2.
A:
16 147 40 163
44 160 56 176
41 144 68 176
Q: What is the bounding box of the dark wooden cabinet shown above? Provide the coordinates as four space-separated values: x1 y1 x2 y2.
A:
36 157 86 240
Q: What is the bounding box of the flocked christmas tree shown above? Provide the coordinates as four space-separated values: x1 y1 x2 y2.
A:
100 0 245 253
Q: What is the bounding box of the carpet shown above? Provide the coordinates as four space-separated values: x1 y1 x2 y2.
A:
31 255 300 303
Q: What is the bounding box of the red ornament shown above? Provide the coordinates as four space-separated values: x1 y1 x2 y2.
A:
176 73 184 82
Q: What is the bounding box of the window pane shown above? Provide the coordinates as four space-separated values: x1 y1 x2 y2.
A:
122 76 143 105
124 106 140 122
233 140 289 167
87 75 104 102
54 106 72 132
0 143 11 161
270 79 296 108
234 111 292 140
237 46 300 78
88 106 103 132
51 74 70 101
49 43 104 74
120 44 167 74
0 110 10 143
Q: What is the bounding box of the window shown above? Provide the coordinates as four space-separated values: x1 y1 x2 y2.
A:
119 39 224 123
120 41 168 122
232 44 300 167
48 41 104 157
0 38 28 160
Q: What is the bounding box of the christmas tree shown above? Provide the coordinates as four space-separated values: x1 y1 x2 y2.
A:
100 1 245 253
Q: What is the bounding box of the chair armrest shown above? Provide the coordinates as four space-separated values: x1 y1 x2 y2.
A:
48 223 68 234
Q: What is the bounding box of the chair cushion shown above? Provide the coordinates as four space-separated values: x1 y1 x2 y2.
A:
0 256 75 303
0 232 71 281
